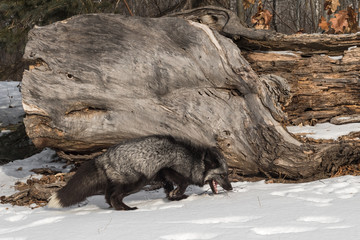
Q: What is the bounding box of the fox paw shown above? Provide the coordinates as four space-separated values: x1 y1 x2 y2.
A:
114 206 138 211
126 206 138 211
168 194 188 201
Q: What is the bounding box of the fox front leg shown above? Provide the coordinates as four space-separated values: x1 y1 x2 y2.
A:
163 181 174 198
157 168 189 201
168 183 188 201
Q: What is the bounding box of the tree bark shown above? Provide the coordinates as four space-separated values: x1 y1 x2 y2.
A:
21 8 360 181
243 48 360 125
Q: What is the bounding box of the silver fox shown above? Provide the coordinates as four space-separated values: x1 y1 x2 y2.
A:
48 135 233 210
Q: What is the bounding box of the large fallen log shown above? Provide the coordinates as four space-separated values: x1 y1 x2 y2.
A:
21 10 360 181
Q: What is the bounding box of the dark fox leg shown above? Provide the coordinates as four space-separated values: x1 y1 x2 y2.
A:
163 181 175 198
168 183 188 201
155 169 174 198
105 181 114 208
109 176 148 210
110 191 136 210
160 169 189 201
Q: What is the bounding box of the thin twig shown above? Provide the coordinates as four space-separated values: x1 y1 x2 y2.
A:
267 2 297 33
257 196 262 207
123 0 133 16
114 0 121 13
198 187 212 195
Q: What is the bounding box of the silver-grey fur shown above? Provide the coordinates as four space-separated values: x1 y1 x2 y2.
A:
98 136 205 185
48 135 232 210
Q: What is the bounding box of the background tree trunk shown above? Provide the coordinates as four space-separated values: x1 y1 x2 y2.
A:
22 7 360 181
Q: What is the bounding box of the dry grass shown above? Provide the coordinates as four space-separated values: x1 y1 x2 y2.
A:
332 163 360 178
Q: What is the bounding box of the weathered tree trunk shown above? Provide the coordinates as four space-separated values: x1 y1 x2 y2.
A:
22 7 360 181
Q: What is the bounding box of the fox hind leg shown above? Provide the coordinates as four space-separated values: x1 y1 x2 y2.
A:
110 192 137 210
105 182 114 208
108 176 148 210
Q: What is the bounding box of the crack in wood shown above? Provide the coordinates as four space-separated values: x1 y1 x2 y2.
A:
65 107 108 116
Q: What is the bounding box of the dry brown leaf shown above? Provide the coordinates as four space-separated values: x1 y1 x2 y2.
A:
331 0 340 13
324 0 340 15
251 3 272 30
347 6 359 33
243 0 256 10
319 16 330 32
322 5 360 34
329 10 349 33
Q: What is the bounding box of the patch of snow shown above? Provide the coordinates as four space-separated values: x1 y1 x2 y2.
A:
260 51 300 56
287 122 360 140
0 82 24 126
329 55 343 60
251 226 317 235
0 129 12 137
297 216 341 224
348 46 357 51
336 116 351 121
320 54 343 60
160 233 218 240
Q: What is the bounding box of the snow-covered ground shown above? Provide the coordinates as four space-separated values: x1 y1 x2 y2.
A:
0 150 360 240
1 81 360 239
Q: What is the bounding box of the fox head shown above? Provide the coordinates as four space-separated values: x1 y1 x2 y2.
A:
203 147 233 194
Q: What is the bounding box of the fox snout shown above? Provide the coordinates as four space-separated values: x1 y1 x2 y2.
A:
206 173 233 194
219 178 233 191
216 176 233 192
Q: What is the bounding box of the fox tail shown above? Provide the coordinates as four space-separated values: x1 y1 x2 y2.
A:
48 159 107 208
